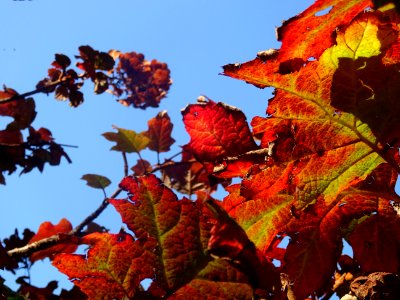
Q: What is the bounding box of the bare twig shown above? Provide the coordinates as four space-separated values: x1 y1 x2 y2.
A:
7 233 73 257
7 187 123 258
122 152 129 177
0 79 65 104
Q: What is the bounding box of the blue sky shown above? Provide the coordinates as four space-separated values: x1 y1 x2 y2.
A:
0 0 365 294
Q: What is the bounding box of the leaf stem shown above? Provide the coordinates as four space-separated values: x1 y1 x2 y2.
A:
122 152 129 177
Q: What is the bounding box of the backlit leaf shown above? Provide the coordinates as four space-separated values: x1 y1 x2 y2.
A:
109 174 212 290
144 111 175 153
81 174 111 189
29 218 76 262
55 175 260 298
102 126 150 153
182 98 257 162
53 232 156 299
222 3 400 298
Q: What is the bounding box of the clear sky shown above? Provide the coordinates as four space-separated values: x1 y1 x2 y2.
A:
0 0 371 295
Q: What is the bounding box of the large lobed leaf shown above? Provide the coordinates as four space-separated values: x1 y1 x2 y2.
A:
53 232 156 299
221 2 400 298
54 174 258 299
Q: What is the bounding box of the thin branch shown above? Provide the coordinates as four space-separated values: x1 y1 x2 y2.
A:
0 79 64 104
151 159 196 174
7 233 72 257
7 187 123 258
122 152 129 177
71 187 122 235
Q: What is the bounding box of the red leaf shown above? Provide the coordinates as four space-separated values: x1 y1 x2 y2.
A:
0 95 36 130
109 175 212 290
29 218 76 262
53 232 157 299
221 11 400 298
144 111 175 153
348 200 400 273
276 0 372 63
131 159 152 176
182 99 257 162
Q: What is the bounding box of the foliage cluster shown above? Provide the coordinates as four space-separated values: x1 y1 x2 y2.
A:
1 1 400 299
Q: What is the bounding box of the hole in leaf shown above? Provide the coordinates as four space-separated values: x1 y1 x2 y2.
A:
140 278 152 291
314 5 333 16
342 239 353 257
277 236 290 248
307 57 316 62
272 258 281 267
0 116 14 128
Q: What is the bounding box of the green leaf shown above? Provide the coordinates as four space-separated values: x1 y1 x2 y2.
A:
81 174 111 189
102 126 150 153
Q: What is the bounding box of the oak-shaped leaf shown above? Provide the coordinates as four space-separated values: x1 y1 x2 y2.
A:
108 174 255 297
81 174 111 189
28 218 77 262
53 232 157 299
144 111 175 153
182 98 257 162
102 126 150 153
221 4 400 298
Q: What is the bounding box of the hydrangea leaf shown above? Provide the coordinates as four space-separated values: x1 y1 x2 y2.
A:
53 232 157 299
144 111 175 153
102 126 150 153
106 174 272 297
28 218 76 262
109 174 213 291
276 0 372 63
182 98 257 162
81 174 111 189
221 6 400 298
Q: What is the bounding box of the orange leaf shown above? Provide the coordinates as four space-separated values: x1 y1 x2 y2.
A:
29 218 76 262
